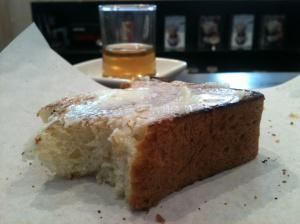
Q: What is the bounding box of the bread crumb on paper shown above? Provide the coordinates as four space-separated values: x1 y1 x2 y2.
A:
289 112 300 119
155 214 165 224
282 169 287 175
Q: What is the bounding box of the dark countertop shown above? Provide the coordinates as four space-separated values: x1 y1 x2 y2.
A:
176 72 299 89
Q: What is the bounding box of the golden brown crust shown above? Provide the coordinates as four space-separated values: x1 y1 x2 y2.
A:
128 95 264 210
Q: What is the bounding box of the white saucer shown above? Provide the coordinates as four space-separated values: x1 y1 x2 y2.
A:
74 57 187 86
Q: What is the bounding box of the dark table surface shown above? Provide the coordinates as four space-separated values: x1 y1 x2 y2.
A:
176 72 299 89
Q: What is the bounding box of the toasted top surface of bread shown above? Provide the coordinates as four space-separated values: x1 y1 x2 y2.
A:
38 80 262 127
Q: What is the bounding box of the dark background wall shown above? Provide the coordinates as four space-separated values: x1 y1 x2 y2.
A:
31 0 300 72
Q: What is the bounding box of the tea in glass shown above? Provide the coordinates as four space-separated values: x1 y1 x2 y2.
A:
99 4 156 79
103 43 155 78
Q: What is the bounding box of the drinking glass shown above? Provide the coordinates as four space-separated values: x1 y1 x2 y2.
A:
99 4 156 79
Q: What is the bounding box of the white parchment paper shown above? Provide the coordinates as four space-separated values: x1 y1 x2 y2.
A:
1 24 300 224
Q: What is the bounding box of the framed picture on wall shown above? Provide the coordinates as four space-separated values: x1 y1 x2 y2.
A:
260 15 285 49
198 15 222 51
230 14 255 50
164 16 186 51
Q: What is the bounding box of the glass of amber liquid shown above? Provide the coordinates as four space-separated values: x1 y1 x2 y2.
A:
99 4 156 79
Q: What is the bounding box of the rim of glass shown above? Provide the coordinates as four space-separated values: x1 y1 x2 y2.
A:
99 4 156 12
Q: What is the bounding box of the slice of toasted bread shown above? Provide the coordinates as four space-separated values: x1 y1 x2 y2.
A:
32 80 264 209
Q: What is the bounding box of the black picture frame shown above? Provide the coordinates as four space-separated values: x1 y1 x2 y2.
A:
164 15 186 52
198 15 223 51
260 15 286 50
230 14 255 50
